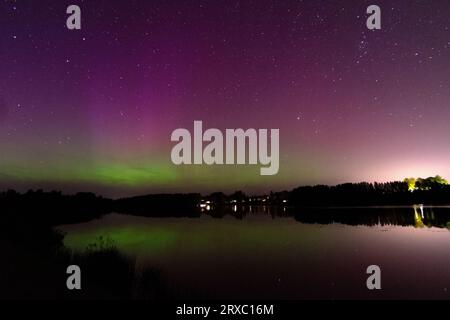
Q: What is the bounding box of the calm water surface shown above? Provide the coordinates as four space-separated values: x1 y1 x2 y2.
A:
58 206 450 299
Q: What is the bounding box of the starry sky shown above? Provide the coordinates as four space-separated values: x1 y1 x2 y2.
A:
0 0 449 197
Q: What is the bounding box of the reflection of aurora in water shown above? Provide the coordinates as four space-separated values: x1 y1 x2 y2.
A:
60 206 450 255
63 226 178 256
58 209 450 299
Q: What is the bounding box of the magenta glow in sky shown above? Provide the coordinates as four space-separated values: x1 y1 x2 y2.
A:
0 0 449 196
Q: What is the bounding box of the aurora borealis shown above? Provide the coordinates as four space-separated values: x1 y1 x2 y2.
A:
1 0 450 197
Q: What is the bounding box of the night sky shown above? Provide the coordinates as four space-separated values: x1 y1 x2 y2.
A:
1 0 449 197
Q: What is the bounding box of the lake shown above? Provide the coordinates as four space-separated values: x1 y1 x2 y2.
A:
58 205 450 299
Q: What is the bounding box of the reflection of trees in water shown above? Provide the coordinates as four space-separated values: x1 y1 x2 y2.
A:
413 206 450 229
295 206 450 229
205 205 290 220
293 207 413 227
205 205 450 229
414 205 426 228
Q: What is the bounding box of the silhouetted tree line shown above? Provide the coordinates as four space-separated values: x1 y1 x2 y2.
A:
204 191 249 205
2 179 450 228
0 189 112 226
204 180 450 208
286 181 450 206
0 190 205 225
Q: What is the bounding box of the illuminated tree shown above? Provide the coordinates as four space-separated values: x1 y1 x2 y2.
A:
403 177 416 191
